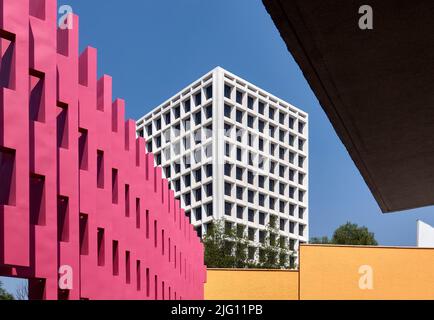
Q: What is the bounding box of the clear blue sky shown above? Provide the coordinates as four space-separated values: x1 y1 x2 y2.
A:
2 0 434 295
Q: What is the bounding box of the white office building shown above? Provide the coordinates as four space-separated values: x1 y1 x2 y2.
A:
136 67 308 265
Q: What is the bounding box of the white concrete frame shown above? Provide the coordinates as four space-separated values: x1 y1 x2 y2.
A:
136 67 309 265
417 220 434 248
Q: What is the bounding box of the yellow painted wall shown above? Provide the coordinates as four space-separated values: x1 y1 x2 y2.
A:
205 245 434 300
300 245 434 300
205 269 299 300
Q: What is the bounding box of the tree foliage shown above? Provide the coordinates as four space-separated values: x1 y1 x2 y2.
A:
310 222 378 246
332 222 378 245
203 220 246 268
0 281 14 300
203 219 295 269
309 236 331 244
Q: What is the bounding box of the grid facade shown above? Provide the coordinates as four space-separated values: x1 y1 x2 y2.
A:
137 67 308 263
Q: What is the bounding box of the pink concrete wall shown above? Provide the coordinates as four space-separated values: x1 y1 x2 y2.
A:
0 0 206 300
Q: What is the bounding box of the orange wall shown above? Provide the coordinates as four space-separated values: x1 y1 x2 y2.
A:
299 245 434 300
205 245 434 300
205 269 299 300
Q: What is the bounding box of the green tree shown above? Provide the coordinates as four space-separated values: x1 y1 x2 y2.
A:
310 222 378 246
203 219 295 269
256 218 295 269
203 220 245 268
332 222 378 245
309 236 330 244
0 281 14 300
